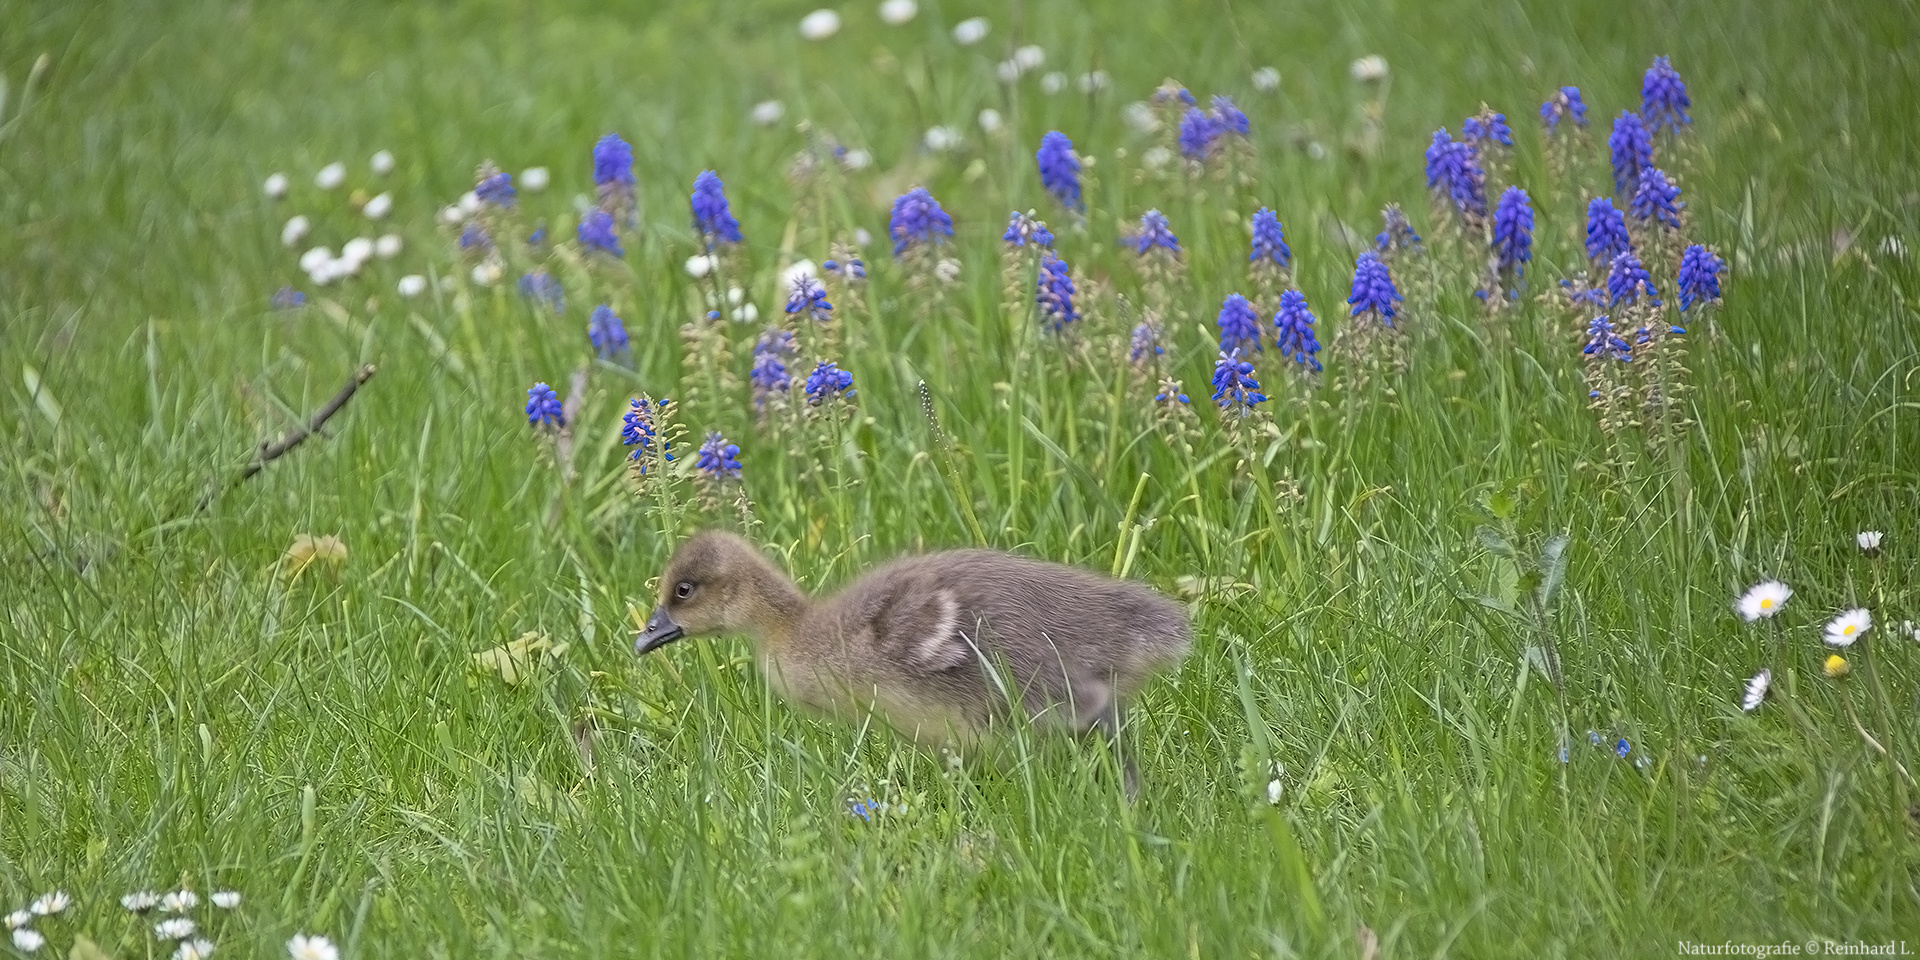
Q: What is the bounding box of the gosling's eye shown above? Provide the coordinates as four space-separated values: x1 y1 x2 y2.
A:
674 581 695 600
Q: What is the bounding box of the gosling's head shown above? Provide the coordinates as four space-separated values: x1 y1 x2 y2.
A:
634 531 799 654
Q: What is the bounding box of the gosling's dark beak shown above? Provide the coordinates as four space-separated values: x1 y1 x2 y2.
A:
634 606 687 655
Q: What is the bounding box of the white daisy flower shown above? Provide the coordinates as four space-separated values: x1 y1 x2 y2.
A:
471 262 502 286
28 892 68 916
1141 146 1172 170
838 148 872 171
751 99 786 126
994 60 1021 84
1077 70 1109 93
281 215 311 247
1741 669 1770 712
314 162 347 190
1857 530 1883 554
298 246 334 273
798 9 840 40
287 933 340 960
1735 580 1792 621
3 911 29 930
160 890 198 913
341 237 374 266
852 227 871 247
1012 45 1045 72
1349 55 1389 82
396 275 428 298
1039 72 1067 95
781 259 817 287
877 0 916 24
1266 778 1283 805
210 891 241 909
306 258 340 285
121 891 159 913
951 16 989 45
438 204 464 225
176 938 216 960
976 108 1004 134
684 254 715 278
520 167 550 191
1825 608 1872 647
1903 620 1918 642
369 150 395 176
457 190 481 216
1252 66 1281 91
374 234 403 259
155 917 196 940
1122 101 1159 134
11 929 43 953
264 173 290 199
738 302 759 323
1881 236 1909 259
362 192 393 220
923 125 961 151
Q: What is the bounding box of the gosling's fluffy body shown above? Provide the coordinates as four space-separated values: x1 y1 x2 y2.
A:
643 531 1191 747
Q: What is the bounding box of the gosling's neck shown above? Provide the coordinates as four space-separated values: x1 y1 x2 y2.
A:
735 552 809 650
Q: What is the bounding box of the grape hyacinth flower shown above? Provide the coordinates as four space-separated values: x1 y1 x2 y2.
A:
695 432 742 479
1347 251 1403 325
593 133 637 220
1211 350 1268 415
525 383 564 429
1003 211 1054 248
1490 186 1535 286
1629 167 1683 230
1540 86 1588 131
749 331 793 412
1129 322 1163 367
1273 289 1321 373
588 304 629 358
1035 254 1078 332
475 171 515 208
459 223 493 253
1035 132 1082 212
1677 244 1725 311
1177 107 1217 159
1210 95 1249 137
621 397 673 469
1424 129 1486 226
823 254 866 280
1216 293 1262 355
1640 56 1692 134
804 361 856 405
519 271 564 312
270 287 306 310
1131 210 1181 256
577 208 624 257
1583 315 1631 364
1461 111 1514 150
888 187 954 258
1585 197 1632 268
1249 207 1291 270
785 276 833 323
1374 203 1422 258
1606 252 1660 308
691 170 743 247
1608 111 1654 194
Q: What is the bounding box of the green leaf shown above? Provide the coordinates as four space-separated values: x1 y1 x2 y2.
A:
1537 533 1571 610
69 936 112 960
1475 525 1518 560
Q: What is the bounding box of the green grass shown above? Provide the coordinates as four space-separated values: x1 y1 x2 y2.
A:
4 0 1920 956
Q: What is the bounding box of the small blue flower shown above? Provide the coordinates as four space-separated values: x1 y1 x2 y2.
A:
1250 207 1291 268
1132 210 1181 256
823 257 866 281
1211 95 1249 136
1035 132 1082 212
1273 289 1321 373
460 223 493 252
1035 255 1078 332
1129 322 1162 364
519 271 565 312
749 331 792 409
1346 251 1403 324
1583 315 1631 363
1629 167 1683 230
1608 111 1654 194
1558 745 1569 763
588 304 628 358
1640 56 1692 134
525 382 564 429
1003 211 1053 249
621 397 674 467
785 276 833 323
1615 738 1631 759
270 287 306 310
476 172 515 208
888 187 954 258
1606 252 1661 308
803 360 856 405
1216 293 1262 355
1423 129 1486 221
529 226 548 247
1462 112 1513 149
1587 730 1602 746
1210 350 1267 414
1178 107 1217 159
1541 86 1588 130
1153 84 1197 107
691 170 743 246
1375 204 1422 255
593 134 636 187
577 209 624 257
695 432 742 478
1585 197 1632 266
1491 186 1534 279
1153 379 1190 405
1677 244 1725 311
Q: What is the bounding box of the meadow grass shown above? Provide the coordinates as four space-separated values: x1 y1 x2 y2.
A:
3 0 1919 956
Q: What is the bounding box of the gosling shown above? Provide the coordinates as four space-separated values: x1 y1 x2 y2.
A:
634 531 1192 793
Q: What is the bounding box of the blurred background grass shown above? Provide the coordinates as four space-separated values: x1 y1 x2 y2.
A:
3 0 1919 956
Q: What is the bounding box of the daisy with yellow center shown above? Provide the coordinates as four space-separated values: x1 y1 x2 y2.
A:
1735 580 1792 621
1823 608 1872 647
